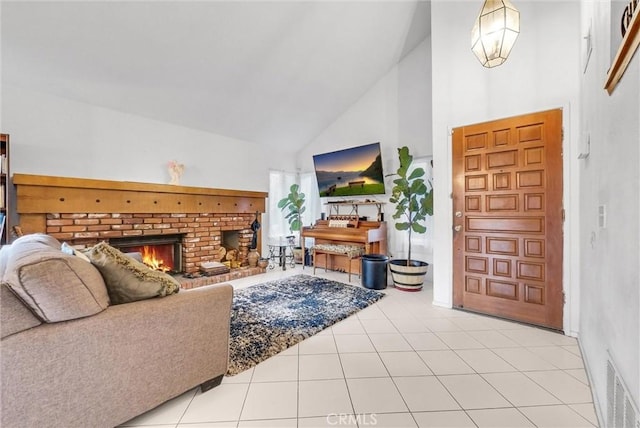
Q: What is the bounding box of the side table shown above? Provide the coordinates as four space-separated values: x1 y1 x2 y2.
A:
267 240 295 270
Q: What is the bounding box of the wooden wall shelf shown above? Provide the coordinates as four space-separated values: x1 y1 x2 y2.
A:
324 200 385 220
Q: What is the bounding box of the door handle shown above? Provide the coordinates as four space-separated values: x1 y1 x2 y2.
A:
455 211 462 218
454 225 462 232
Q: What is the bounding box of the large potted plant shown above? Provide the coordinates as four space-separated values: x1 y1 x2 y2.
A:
277 183 306 263
388 146 434 291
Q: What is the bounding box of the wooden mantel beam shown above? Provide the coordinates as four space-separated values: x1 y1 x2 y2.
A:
13 173 268 198
13 173 268 216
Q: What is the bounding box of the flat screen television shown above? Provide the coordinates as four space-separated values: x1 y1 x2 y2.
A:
313 142 386 197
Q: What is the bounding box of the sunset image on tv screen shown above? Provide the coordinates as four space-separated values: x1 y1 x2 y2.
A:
313 143 385 197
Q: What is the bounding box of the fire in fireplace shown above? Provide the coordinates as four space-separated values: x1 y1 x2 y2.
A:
134 245 172 272
110 234 183 273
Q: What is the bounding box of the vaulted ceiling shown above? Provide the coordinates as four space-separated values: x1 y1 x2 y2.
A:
1 1 430 151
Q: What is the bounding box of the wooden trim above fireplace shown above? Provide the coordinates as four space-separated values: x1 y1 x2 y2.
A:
14 173 267 214
13 173 268 235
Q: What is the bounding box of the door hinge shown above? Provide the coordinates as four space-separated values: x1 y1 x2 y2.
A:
562 208 565 222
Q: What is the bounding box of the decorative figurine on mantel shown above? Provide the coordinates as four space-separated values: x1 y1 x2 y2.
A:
167 160 184 185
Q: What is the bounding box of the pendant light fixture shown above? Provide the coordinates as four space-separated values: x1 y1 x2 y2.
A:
471 0 520 68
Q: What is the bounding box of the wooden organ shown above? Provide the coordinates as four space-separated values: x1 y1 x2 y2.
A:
301 215 387 276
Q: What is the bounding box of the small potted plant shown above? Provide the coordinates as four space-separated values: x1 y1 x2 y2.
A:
388 146 433 291
277 183 306 263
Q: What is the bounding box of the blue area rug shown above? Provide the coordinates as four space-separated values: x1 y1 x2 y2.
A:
227 274 385 375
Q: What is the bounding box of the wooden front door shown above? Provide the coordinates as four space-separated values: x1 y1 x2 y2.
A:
452 109 563 330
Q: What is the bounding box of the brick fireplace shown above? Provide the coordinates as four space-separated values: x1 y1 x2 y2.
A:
13 174 268 288
43 212 257 273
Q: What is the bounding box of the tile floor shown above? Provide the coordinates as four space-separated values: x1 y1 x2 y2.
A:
120 268 599 428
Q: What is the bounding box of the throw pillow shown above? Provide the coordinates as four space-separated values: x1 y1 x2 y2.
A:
84 242 180 305
3 234 110 323
61 242 91 263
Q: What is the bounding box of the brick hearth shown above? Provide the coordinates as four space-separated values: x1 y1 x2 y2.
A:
13 174 268 288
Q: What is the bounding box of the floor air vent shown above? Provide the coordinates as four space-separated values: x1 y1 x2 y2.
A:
607 355 638 428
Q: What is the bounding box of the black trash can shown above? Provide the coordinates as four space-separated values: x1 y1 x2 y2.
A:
361 254 389 290
304 248 313 266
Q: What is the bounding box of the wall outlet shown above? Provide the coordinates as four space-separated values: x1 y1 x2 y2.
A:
598 204 607 229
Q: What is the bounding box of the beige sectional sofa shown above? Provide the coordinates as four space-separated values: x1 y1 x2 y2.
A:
0 234 233 428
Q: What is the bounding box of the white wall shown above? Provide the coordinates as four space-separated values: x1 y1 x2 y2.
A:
2 85 293 190
578 0 639 420
430 1 582 331
296 37 433 270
